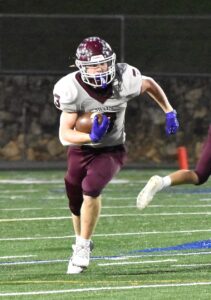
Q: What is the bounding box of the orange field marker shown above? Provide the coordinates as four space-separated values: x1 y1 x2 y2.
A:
177 146 189 169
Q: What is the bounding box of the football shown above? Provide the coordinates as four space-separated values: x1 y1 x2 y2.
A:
75 112 103 133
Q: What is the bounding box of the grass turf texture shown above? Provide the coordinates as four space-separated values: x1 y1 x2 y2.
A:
0 169 211 299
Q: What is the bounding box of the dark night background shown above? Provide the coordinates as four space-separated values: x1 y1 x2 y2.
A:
0 1 211 166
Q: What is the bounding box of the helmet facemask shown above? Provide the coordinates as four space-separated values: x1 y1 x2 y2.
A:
75 53 116 88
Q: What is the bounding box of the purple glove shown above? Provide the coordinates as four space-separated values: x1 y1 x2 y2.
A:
89 114 110 143
165 110 179 135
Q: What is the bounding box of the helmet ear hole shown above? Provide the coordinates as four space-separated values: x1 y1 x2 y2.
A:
75 37 116 88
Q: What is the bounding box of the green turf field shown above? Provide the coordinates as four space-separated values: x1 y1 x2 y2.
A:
0 169 211 299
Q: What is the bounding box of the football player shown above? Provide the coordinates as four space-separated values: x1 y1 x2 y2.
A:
137 125 211 210
53 36 179 274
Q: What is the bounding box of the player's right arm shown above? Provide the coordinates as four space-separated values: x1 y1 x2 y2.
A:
53 76 92 145
59 111 92 145
59 112 110 145
53 76 109 145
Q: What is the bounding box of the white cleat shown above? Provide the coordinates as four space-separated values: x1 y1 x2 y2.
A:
136 175 163 210
67 259 85 274
72 240 94 253
67 240 94 274
71 244 91 268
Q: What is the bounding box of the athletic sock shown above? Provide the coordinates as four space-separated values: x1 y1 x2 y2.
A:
77 236 91 248
162 176 172 188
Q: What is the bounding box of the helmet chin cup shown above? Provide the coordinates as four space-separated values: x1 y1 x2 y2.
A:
75 37 116 88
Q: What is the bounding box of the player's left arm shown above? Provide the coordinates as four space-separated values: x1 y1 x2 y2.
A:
141 75 179 135
141 75 173 113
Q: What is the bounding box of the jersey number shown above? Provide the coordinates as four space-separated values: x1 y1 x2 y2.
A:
104 112 117 133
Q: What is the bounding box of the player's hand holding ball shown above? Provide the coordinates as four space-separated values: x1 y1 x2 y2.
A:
89 114 110 143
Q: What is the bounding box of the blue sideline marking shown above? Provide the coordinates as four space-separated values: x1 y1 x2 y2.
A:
93 240 211 259
129 240 211 254
1 241 211 265
164 187 211 194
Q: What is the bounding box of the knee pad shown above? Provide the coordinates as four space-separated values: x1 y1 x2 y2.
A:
64 177 83 216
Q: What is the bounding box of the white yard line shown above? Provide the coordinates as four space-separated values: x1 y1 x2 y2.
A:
0 178 129 184
0 190 37 194
103 197 211 201
0 216 70 222
0 207 68 211
0 196 65 201
101 212 211 216
0 195 27 199
0 255 36 259
1 282 211 297
103 197 134 200
2 204 211 211
7 258 177 267
103 251 211 260
1 211 211 222
1 229 211 241
172 263 211 267
149 204 211 207
0 235 74 241
0 259 66 266
98 259 177 266
1 252 211 266
0 180 63 184
200 198 211 201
